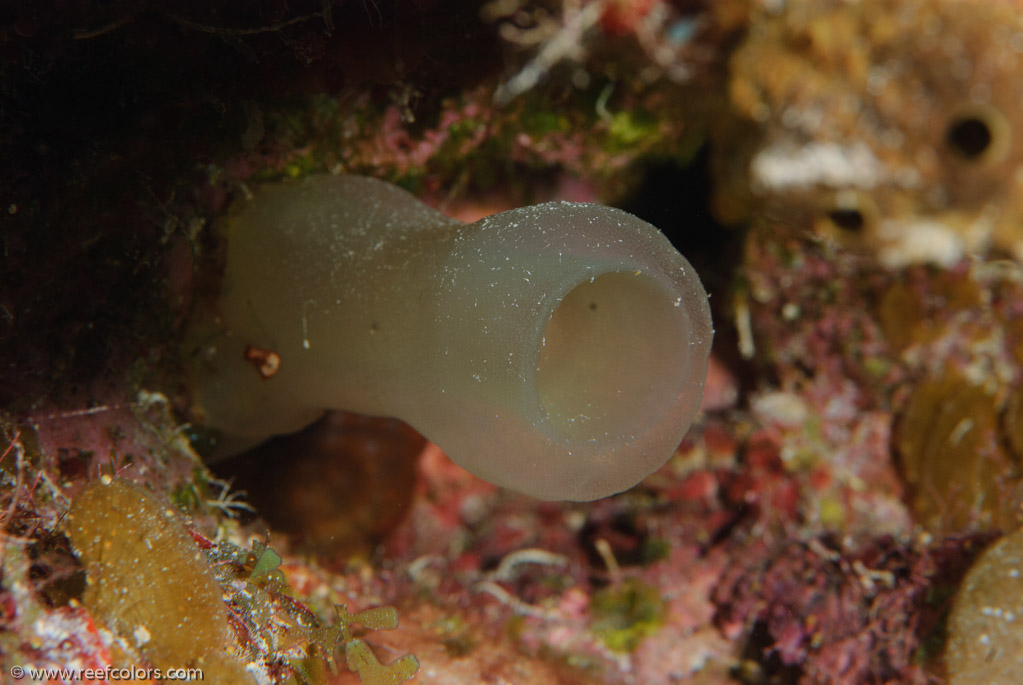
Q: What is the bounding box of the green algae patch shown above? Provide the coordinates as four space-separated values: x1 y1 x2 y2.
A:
591 578 666 653
66 476 255 682
605 109 660 152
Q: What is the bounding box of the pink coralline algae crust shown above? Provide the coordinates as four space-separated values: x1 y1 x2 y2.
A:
711 534 984 685
739 229 896 393
725 194 1023 675
7 606 113 679
212 73 698 210
330 412 989 685
344 95 492 177
739 222 1023 535
738 232 906 536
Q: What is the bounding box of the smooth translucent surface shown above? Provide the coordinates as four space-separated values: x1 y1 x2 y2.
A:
537 273 689 441
188 175 713 500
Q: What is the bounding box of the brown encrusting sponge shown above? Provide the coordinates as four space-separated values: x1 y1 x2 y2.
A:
65 477 255 682
64 475 420 684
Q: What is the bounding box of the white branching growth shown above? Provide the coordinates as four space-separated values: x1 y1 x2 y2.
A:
483 0 706 105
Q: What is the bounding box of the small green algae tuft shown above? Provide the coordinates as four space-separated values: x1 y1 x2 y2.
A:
303 605 420 685
346 638 420 685
203 537 420 684
590 578 666 653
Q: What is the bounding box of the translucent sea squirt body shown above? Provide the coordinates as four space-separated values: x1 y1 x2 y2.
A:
188 175 713 500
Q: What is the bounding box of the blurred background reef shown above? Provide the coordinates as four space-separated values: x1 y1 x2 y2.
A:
4 0 1023 682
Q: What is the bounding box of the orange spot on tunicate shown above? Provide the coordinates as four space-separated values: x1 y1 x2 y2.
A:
244 345 281 379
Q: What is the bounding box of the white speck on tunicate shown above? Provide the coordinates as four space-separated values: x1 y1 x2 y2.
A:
301 303 311 349
674 297 682 307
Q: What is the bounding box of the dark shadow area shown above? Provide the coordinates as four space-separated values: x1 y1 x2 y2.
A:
210 411 423 559
0 0 502 408
618 147 754 407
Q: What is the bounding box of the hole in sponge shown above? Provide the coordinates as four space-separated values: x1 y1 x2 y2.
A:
944 106 1010 164
826 208 865 233
946 116 993 160
537 272 690 441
